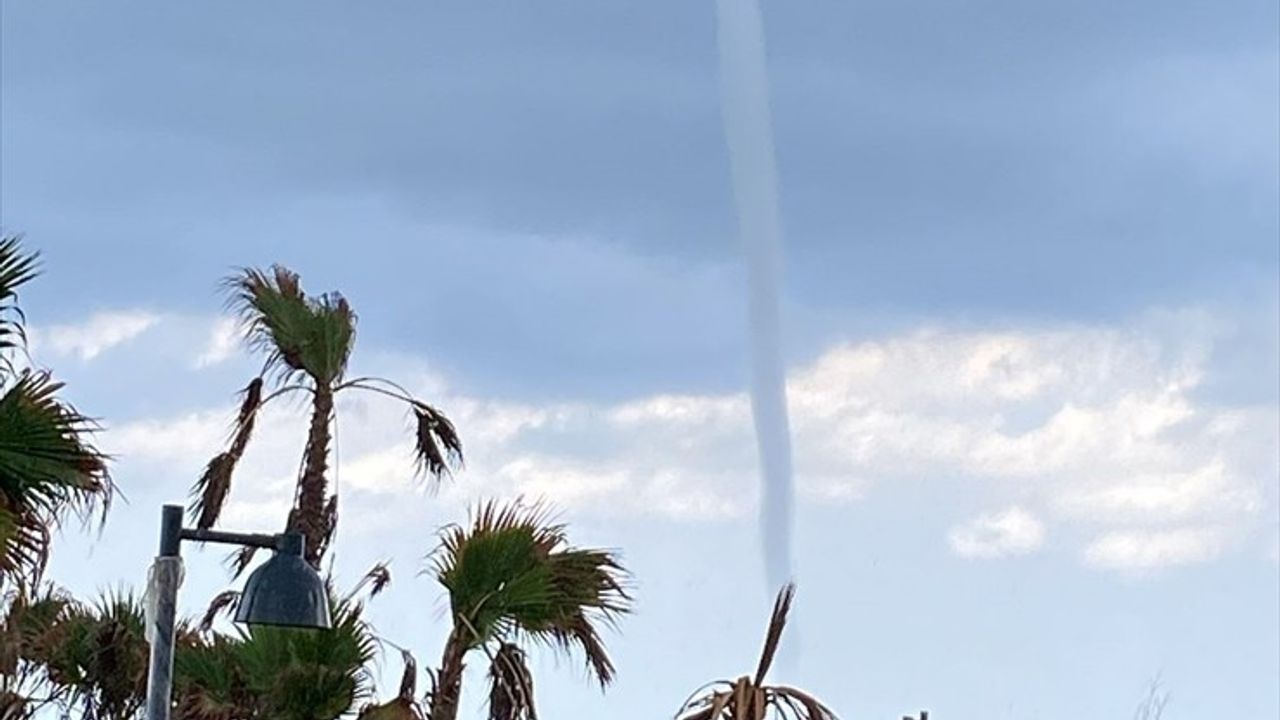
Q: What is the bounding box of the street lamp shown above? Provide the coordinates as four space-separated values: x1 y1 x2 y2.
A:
144 504 331 720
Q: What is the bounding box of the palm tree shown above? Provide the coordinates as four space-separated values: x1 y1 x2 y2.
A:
0 588 151 720
674 584 838 720
0 583 77 718
191 265 462 567
178 564 395 720
0 236 112 588
426 500 632 720
1 582 381 720
176 589 379 720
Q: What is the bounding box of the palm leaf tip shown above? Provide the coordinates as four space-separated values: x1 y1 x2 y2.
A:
0 235 40 364
364 562 392 597
198 590 240 634
226 545 260 579
412 402 463 482
754 583 795 686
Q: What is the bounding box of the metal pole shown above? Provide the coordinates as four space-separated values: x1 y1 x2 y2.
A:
145 505 184 720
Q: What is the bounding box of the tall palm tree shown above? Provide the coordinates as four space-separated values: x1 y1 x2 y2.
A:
0 236 112 588
674 585 838 720
191 265 462 567
426 500 632 720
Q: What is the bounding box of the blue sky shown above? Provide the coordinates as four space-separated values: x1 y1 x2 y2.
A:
3 2 1278 718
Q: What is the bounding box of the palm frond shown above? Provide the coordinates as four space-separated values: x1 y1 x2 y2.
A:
675 585 837 720
190 377 264 530
431 498 632 709
225 265 356 386
0 371 112 585
225 545 260 580
754 583 794 686
198 591 240 634
0 236 39 372
357 648 424 720
412 401 463 483
26 589 150 720
314 493 339 562
345 562 392 603
242 590 378 720
339 378 464 489
487 642 536 720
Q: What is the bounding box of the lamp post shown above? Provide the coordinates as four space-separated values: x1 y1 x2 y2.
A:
144 504 332 720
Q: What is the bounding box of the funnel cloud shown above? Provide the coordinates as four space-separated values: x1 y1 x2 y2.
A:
715 0 795 594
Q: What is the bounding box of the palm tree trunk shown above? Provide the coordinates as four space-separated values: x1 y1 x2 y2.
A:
295 384 334 567
430 626 469 720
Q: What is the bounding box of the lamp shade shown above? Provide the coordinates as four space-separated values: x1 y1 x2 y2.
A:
234 534 331 630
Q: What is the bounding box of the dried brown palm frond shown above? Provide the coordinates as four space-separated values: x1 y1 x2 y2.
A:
198 591 240 634
357 648 425 720
190 377 264 530
225 545 259 580
313 493 339 561
346 562 392 601
412 401 463 482
674 584 837 720
487 643 536 720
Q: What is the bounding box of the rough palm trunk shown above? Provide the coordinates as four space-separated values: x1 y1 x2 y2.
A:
295 384 334 567
429 626 469 720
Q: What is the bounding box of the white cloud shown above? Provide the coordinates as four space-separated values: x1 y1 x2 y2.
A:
193 316 241 368
948 507 1046 559
103 313 1278 574
33 310 159 361
1082 527 1229 573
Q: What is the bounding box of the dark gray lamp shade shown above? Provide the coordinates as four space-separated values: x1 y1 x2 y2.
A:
234 534 331 630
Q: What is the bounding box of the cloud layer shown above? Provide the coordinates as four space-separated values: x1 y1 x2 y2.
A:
101 310 1278 574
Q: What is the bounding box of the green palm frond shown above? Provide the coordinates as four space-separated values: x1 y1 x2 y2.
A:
675 584 838 720
433 500 632 687
0 236 40 371
0 371 112 585
173 633 247 720
177 586 380 720
226 265 356 386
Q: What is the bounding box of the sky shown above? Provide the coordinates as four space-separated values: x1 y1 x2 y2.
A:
2 2 1278 718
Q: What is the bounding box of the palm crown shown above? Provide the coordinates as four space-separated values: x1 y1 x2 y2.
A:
0 237 112 588
191 265 462 567
426 500 632 720
675 584 838 720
